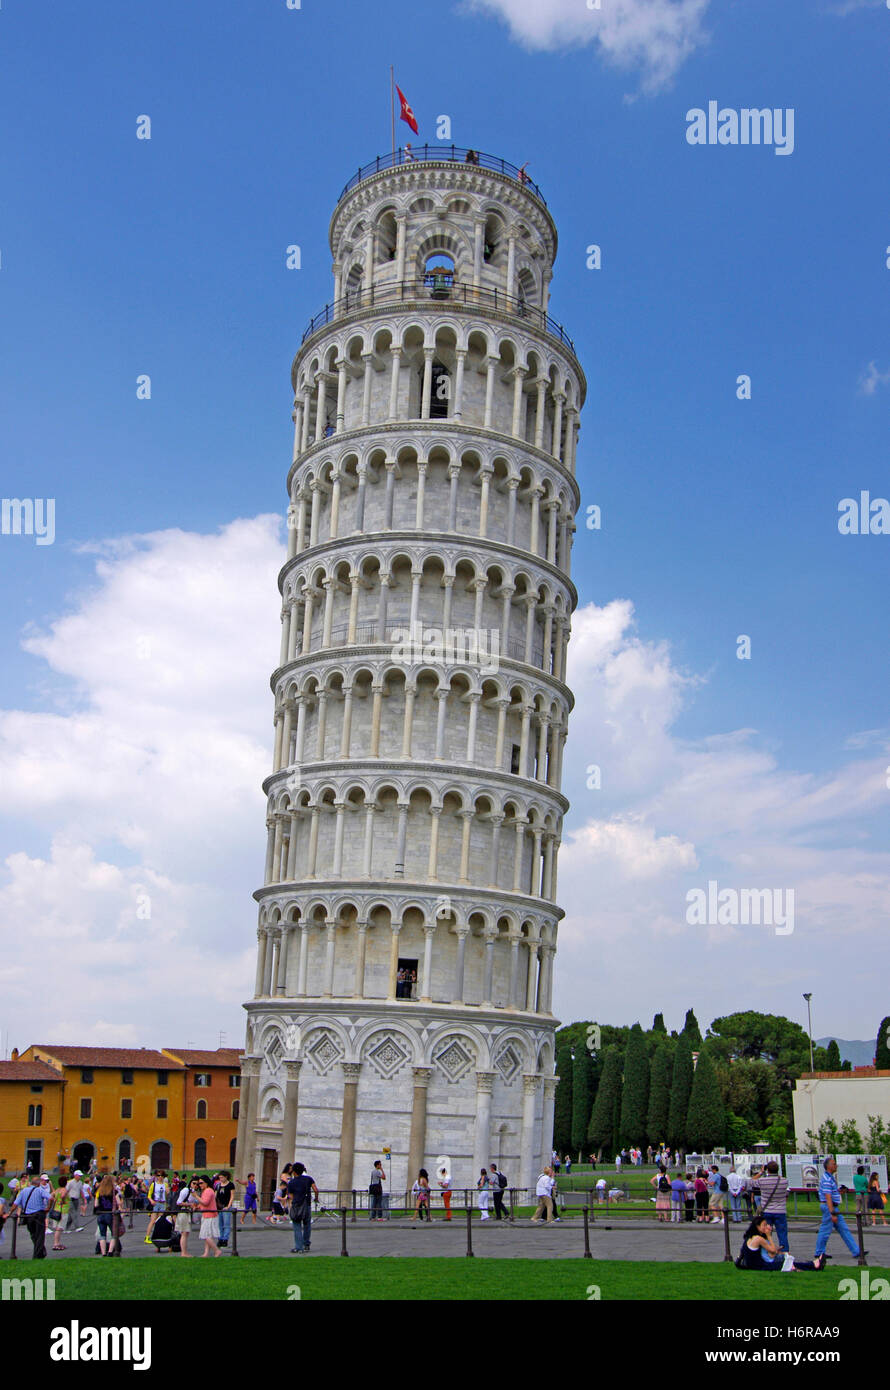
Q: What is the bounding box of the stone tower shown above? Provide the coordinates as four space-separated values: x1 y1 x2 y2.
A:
235 147 585 1199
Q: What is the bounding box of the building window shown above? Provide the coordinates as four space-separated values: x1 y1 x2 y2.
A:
194 1138 207 1167
30 1084 43 1094
195 1073 211 1087
121 1099 133 1120
228 1074 240 1088
196 1100 207 1121
81 1069 93 1084
121 1069 134 1085
231 1100 240 1120
27 1104 43 1126
80 1098 92 1120
156 1099 168 1120
157 1070 168 1086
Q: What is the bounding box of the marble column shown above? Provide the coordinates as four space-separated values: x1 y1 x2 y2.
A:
519 1073 541 1193
279 1060 302 1167
407 1067 432 1183
337 1062 362 1193
472 1071 496 1176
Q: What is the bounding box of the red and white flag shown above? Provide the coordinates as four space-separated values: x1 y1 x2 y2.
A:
396 85 418 135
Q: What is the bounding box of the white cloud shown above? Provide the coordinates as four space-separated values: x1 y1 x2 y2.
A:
859 361 890 395
461 0 710 93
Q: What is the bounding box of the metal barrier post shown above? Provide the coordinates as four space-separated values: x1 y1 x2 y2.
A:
465 1204 474 1257
508 1187 515 1223
856 1212 867 1267
351 1190 357 1224
340 1208 349 1257
230 1212 239 1257
9 1210 18 1260
722 1209 733 1262
582 1206 592 1259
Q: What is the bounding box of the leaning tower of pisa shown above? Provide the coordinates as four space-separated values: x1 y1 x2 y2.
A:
235 146 585 1198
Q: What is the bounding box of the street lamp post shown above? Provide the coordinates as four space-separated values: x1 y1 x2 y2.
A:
803 993 816 1149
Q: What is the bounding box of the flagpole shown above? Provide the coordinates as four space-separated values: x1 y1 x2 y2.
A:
390 66 395 156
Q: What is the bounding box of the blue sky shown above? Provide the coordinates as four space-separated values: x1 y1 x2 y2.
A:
1 0 888 1054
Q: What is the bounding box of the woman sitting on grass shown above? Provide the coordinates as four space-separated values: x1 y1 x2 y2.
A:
737 1216 824 1272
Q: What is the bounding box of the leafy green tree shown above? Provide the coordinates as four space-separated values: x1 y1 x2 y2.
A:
876 1016 890 1070
588 1046 622 1155
553 1039 574 1153
668 1034 694 1147
763 1119 790 1156
838 1119 864 1151
825 1039 842 1070
571 1048 593 1155
646 1041 671 1144
619 1024 650 1147
724 1111 756 1154
652 1012 667 1034
866 1115 890 1159
682 1009 703 1046
841 1059 852 1072
686 1049 726 1150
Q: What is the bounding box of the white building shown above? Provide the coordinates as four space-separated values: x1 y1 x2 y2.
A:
793 1070 890 1146
235 147 585 1198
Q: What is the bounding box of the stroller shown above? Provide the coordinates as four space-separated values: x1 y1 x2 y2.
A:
148 1212 181 1254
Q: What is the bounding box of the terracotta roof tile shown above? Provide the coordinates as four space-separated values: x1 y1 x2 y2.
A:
161 1049 242 1067
0 1061 63 1083
32 1046 183 1070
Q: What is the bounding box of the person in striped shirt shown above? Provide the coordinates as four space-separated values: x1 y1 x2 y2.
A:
815 1157 861 1260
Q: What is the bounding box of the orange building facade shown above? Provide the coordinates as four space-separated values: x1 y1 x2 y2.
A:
1 1045 241 1174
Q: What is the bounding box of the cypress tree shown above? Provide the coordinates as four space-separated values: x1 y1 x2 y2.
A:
619 1024 650 1147
682 1008 703 1046
646 1040 671 1144
825 1039 841 1071
652 1012 667 1034
571 1047 592 1155
685 1049 726 1151
588 1046 622 1155
553 1040 574 1153
875 1016 890 1070
668 1033 694 1147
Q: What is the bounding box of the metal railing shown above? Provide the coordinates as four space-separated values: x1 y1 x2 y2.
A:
336 146 548 208
300 279 575 353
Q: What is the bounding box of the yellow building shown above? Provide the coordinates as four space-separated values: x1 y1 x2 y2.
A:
0 1059 64 1175
18 1046 187 1172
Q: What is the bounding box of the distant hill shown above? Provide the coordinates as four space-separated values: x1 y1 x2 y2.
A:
816 1038 876 1067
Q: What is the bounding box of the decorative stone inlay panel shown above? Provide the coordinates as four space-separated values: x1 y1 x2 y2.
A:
494 1043 522 1085
433 1035 475 1084
304 1028 345 1076
364 1031 411 1079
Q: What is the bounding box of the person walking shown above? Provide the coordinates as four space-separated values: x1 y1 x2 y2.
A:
413 1169 432 1222
490 1164 508 1221
757 1161 790 1251
215 1170 235 1247
814 1157 861 1262
853 1164 869 1218
867 1172 887 1226
196 1176 223 1257
65 1170 85 1232
727 1168 746 1223
238 1172 259 1225
47 1178 69 1251
369 1160 385 1221
477 1167 491 1221
564 1154 572 1175
287 1162 318 1253
12 1173 51 1259
144 1170 169 1244
94 1175 120 1257
531 1167 554 1223
175 1178 195 1256
438 1166 452 1221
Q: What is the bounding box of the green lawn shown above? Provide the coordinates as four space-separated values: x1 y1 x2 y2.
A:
21 1257 889 1301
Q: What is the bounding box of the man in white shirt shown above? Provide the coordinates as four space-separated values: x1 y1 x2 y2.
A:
726 1169 746 1223
531 1168 554 1223
66 1171 85 1231
595 1177 607 1203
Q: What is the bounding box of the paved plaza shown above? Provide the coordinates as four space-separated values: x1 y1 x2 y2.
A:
8 1212 883 1263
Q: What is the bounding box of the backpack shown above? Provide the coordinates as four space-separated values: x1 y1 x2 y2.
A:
658 1175 671 1192
718 1174 729 1193
497 1172 508 1190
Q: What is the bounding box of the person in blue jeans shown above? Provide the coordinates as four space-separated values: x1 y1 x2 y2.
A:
287 1162 318 1253
815 1157 861 1260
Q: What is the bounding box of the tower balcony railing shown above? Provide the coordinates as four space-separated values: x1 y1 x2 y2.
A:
300 278 575 354
336 146 547 208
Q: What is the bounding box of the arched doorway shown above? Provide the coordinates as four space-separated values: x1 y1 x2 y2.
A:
117 1139 132 1171
72 1141 94 1171
150 1140 171 1170
193 1138 207 1168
